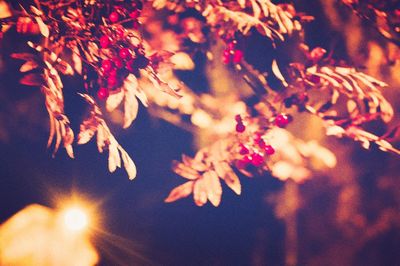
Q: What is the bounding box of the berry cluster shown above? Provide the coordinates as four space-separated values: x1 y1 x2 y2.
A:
234 115 275 170
222 40 244 64
96 3 148 100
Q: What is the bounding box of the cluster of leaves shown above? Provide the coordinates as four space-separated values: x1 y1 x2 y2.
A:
1 0 399 207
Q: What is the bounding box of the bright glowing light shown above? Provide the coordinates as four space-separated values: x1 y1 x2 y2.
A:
63 207 89 231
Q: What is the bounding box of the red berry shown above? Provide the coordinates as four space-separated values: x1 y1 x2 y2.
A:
100 35 110 48
222 53 231 64
239 144 249 155
236 123 246 133
108 68 117 77
109 12 120 23
125 59 136 72
113 57 124 69
223 49 231 57
235 114 242 122
97 87 109 100
233 49 243 63
108 75 118 88
130 10 140 19
256 138 266 149
102 59 113 72
228 40 237 50
251 153 264 167
264 145 275 155
119 48 131 60
116 27 125 39
275 114 290 128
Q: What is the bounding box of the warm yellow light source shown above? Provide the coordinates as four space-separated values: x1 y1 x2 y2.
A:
63 207 89 231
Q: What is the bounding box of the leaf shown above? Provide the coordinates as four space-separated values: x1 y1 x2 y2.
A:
20 73 44 86
172 161 201 180
123 88 139 128
203 170 222 207
11 53 37 61
193 179 207 207
272 60 288 87
165 181 194 203
108 142 121 173
77 124 97 145
214 161 241 195
106 90 124 112
20 61 39 72
34 16 49 37
119 147 137 180
96 125 106 153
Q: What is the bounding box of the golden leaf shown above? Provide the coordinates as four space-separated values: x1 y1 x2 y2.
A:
119 147 137 180
193 179 207 207
108 143 121 173
106 90 124 112
123 88 139 129
172 161 201 180
214 161 241 195
203 171 222 207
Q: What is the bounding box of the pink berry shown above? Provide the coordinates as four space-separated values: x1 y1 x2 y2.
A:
113 57 124 69
116 27 125 39
108 68 117 77
228 40 237 50
239 144 249 155
235 114 242 122
256 138 266 149
251 153 264 167
109 12 120 23
125 59 136 72
222 54 231 64
130 10 140 19
100 36 110 48
102 59 113 72
236 123 246 133
119 48 131 59
264 145 275 155
97 87 109 100
233 49 243 63
275 114 290 128
108 75 118 88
